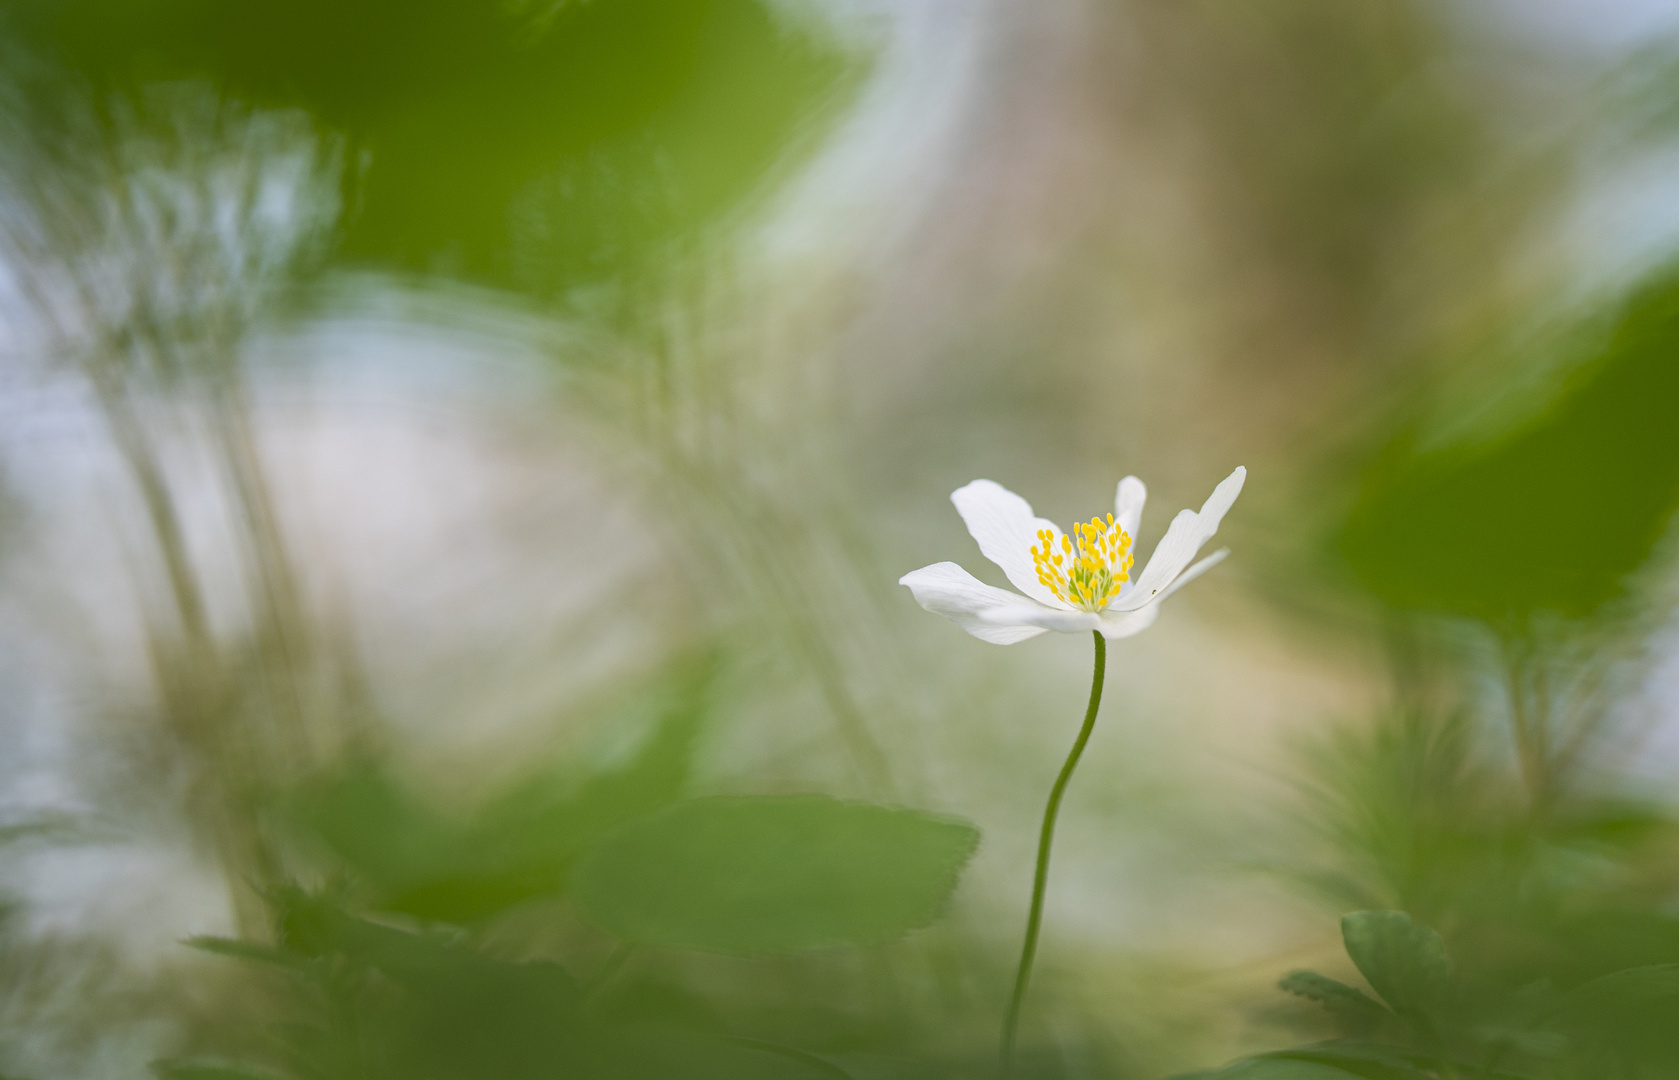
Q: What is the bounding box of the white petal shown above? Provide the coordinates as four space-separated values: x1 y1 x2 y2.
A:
1098 551 1228 637
950 480 1069 608
899 562 1099 644
1111 466 1245 611
1114 476 1146 543
1097 604 1159 640
1155 548 1228 603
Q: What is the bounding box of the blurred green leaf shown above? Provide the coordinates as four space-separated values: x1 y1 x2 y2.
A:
271 886 450 971
8 0 860 295
290 665 707 922
1179 1057 1380 1080
1340 911 1452 1019
183 935 306 970
594 977 729 1034
287 764 460 898
1279 971 1389 1017
571 795 979 954
1277 1043 1446 1080
390 678 708 922
151 1064 284 1080
1544 908 1679 984
1342 266 1679 621
594 1028 858 1080
1557 964 1679 1071
207 887 867 1080
265 889 591 1080
1181 1042 1446 1080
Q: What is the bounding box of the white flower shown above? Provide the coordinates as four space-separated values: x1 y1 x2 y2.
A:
899 467 1246 644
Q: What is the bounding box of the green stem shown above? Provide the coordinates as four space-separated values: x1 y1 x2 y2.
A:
1000 630 1107 1078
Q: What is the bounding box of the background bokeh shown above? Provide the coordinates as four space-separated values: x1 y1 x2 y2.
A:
5 1 1679 1077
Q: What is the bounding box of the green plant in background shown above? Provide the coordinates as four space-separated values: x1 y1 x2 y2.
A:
4 0 859 305
1175 259 1679 1080
1185 908 1679 1080
152 657 981 1080
900 469 1245 1075
1341 266 1679 811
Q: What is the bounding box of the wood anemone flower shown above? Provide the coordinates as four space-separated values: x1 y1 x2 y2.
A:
899 467 1246 644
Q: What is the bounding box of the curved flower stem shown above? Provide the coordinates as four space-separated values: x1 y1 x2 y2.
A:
1000 630 1107 1077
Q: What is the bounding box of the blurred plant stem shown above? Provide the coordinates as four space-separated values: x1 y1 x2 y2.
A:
1492 612 1657 821
1499 630 1553 816
0 80 354 937
583 276 906 800
1001 630 1106 1078
92 367 287 933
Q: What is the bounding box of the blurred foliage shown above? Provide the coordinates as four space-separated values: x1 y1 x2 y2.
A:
5 0 858 299
1296 706 1679 979
289 662 708 924
8 0 1679 1078
1181 692 1679 1079
1189 908 1679 1080
1125 0 1500 363
280 663 975 966
572 795 978 954
178 889 848 1080
1343 265 1679 623
155 658 985 1080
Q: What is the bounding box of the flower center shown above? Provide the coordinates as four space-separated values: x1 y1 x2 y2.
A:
1031 515 1134 612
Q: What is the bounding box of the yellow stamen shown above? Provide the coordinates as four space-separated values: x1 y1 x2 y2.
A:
1029 516 1134 612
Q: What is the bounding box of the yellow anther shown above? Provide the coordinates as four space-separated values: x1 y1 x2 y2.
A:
1028 512 1135 613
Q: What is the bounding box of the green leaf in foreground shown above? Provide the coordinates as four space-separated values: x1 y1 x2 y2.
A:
151 1064 286 1080
1175 1057 1368 1080
287 658 709 923
1180 1042 1442 1080
1340 911 1452 1019
1559 964 1679 1068
1278 971 1389 1017
571 795 979 954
